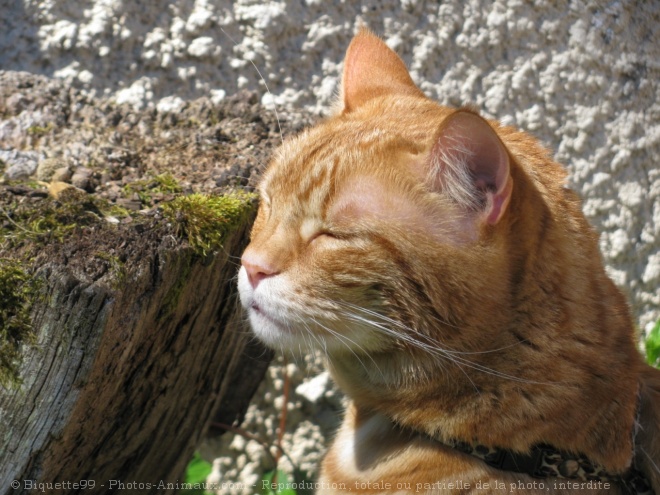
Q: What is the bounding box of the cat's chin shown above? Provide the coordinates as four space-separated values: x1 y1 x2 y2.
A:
244 302 381 355
245 306 334 353
246 307 307 350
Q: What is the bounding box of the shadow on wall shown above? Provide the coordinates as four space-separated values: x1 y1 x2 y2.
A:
1 0 38 72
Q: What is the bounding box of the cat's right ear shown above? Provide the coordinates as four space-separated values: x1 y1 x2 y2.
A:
430 110 513 226
340 29 424 113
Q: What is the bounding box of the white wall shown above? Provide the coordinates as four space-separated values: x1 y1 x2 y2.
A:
2 0 658 330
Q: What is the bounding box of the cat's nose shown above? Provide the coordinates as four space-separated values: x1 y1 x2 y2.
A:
241 251 278 289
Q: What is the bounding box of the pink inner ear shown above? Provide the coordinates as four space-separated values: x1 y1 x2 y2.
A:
341 29 424 112
431 111 513 225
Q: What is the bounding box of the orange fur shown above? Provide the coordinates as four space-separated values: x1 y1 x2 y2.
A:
238 29 660 494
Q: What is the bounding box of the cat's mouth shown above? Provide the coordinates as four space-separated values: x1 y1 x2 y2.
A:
248 300 287 329
246 299 309 350
250 302 275 322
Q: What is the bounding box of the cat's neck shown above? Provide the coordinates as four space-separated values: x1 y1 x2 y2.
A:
326 162 642 473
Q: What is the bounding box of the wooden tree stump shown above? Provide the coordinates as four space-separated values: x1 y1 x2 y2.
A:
0 213 272 494
0 71 286 494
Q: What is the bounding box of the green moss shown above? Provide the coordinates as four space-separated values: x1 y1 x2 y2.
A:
0 258 40 388
154 172 183 194
158 252 194 321
0 186 130 248
161 191 256 256
98 201 131 219
185 117 201 127
4 178 43 189
26 123 54 136
156 191 255 319
1 198 76 246
94 252 127 288
122 172 183 205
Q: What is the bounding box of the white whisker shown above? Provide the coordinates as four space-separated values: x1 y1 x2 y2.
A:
336 300 556 386
220 28 284 145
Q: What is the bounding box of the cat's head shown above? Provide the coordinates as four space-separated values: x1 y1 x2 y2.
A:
238 30 515 356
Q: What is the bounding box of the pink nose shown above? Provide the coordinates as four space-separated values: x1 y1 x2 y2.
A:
241 252 278 289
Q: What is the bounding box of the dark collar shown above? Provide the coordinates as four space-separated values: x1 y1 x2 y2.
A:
446 439 654 495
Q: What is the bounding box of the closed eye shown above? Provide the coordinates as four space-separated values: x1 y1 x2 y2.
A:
309 231 336 243
309 230 360 246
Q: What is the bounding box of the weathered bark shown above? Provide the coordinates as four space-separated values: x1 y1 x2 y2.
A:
0 71 293 494
0 218 272 494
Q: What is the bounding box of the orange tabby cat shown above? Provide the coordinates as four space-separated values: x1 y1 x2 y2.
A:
238 30 660 494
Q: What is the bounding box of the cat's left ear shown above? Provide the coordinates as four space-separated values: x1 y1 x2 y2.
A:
340 29 424 113
431 111 513 225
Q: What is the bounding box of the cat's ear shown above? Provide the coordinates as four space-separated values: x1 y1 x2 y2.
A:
431 111 513 225
340 29 424 113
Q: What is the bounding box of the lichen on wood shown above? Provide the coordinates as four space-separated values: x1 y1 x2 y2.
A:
0 258 39 388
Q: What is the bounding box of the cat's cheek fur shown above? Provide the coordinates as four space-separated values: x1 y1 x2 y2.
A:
239 265 390 353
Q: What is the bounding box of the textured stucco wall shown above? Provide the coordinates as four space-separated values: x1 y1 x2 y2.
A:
3 0 657 332
3 0 658 491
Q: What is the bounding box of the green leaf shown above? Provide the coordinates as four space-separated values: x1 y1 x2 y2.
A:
185 452 213 484
181 452 213 495
261 470 298 495
646 320 660 368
